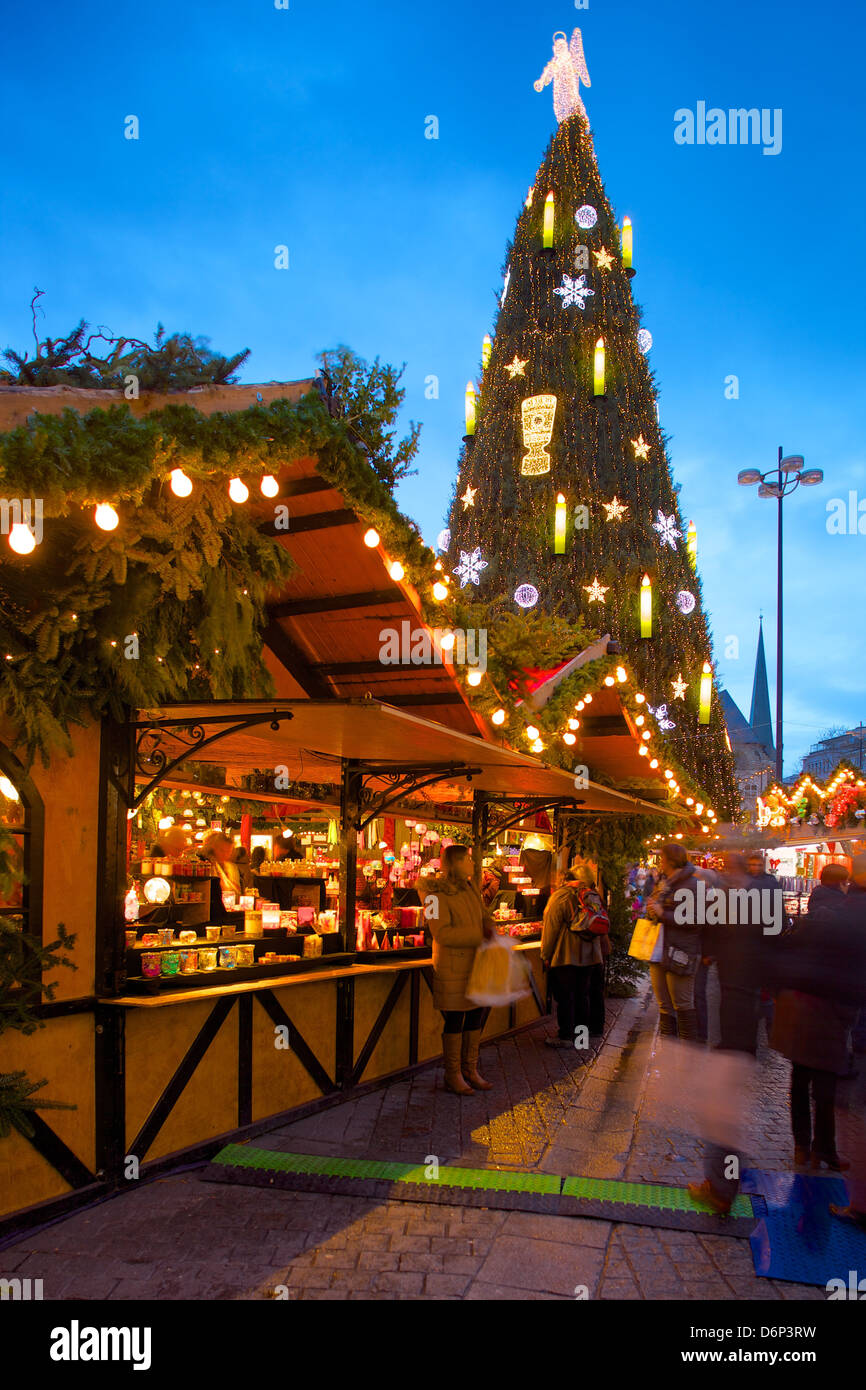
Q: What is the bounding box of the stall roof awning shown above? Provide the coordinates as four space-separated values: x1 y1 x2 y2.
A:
134 698 677 816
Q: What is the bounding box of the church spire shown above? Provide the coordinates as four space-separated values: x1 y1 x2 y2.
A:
749 617 774 755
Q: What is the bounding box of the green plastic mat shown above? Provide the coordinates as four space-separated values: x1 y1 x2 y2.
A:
561 1173 753 1217
210 1144 748 1213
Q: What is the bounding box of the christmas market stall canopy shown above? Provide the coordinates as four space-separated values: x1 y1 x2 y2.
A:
131 697 673 817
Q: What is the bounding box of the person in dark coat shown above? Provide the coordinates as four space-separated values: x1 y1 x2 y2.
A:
645 844 702 1040
541 865 605 1051
770 868 862 1170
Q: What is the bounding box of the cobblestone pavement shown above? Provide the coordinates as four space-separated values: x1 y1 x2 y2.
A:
5 973 864 1301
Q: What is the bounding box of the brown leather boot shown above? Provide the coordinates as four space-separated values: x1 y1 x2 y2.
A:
461 1029 493 1090
442 1033 473 1094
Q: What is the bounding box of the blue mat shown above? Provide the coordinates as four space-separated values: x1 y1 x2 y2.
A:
742 1168 866 1287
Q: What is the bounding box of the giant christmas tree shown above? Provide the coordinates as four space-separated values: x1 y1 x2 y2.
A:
447 28 737 820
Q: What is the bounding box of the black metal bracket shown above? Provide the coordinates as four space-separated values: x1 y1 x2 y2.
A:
355 761 482 831
481 796 579 845
127 710 296 810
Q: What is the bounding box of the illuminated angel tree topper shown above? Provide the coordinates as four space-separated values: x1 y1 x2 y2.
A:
447 31 737 816
534 28 591 124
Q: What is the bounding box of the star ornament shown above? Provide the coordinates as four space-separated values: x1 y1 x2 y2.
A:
505 355 528 378
460 485 477 510
632 434 651 461
671 673 688 701
583 578 608 603
593 247 614 271
652 510 682 550
602 496 628 522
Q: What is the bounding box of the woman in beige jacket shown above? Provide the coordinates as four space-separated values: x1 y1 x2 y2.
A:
422 844 495 1095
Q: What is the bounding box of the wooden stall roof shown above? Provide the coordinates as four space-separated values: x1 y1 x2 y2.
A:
135 698 677 817
251 456 485 738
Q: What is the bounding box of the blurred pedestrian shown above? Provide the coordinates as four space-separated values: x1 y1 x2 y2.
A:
645 844 702 1040
422 845 495 1095
541 865 606 1052
770 872 861 1170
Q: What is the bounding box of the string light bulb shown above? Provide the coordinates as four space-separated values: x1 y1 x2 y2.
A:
526 725 540 741
8 523 36 554
228 478 249 504
492 709 506 726
170 469 193 498
467 670 483 687
260 475 280 498
94 503 119 531
389 561 405 581
363 528 380 548
432 581 448 601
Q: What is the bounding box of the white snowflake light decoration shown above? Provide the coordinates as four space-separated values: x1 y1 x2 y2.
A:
637 329 653 354
648 702 676 732
583 578 608 603
514 584 539 609
436 529 451 553
454 548 488 588
652 510 682 550
554 274 595 310
671 673 688 701
676 589 696 615
575 204 598 230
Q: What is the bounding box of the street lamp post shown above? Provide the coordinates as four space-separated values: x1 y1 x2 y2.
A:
737 448 823 785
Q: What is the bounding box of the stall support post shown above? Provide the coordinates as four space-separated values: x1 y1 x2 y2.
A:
338 758 362 951
471 790 490 889
96 713 135 996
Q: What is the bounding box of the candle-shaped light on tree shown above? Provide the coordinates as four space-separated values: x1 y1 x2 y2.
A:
543 191 555 248
464 382 476 436
593 337 606 396
554 493 567 554
686 520 697 569
482 334 492 370
621 216 633 269
639 574 652 637
699 661 712 725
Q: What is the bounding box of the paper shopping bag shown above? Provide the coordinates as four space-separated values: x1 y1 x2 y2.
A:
627 916 663 963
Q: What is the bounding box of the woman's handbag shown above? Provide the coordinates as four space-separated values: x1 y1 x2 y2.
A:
661 942 699 976
628 916 663 963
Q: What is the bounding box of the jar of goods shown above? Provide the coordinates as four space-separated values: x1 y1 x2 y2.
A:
261 905 280 931
279 910 298 932
125 930 138 949
140 933 159 948
303 935 323 959
141 952 161 978
244 910 263 937
140 859 152 876
178 930 197 944
218 946 236 969
157 928 174 947
160 951 180 976
235 943 255 967
205 925 220 941
179 949 198 974
198 947 218 972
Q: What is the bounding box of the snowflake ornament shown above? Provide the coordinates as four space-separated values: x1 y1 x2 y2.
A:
454 548 488 588
676 589 695 615
505 355 528 378
593 247 614 271
637 329 653 354
554 274 595 310
460 485 477 510
671 673 688 701
575 205 598 229
652 510 682 550
648 702 677 732
632 435 651 461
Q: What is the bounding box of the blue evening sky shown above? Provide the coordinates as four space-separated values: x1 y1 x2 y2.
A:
1 0 864 775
